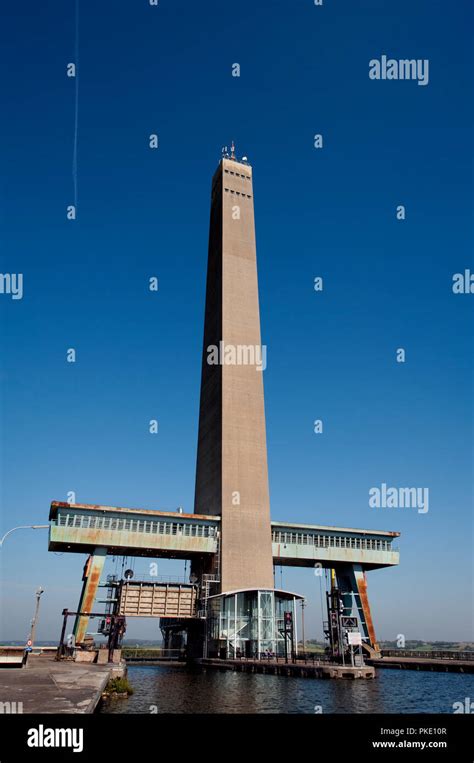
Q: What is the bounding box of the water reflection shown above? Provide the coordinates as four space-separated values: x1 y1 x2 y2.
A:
101 665 470 714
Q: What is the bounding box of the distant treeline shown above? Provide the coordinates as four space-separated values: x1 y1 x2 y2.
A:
1 638 472 652
378 641 474 651
302 639 473 652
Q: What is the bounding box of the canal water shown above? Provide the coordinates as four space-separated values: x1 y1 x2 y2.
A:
100 664 474 714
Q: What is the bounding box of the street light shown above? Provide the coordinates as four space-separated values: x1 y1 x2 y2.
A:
0 525 49 548
29 586 45 650
301 598 306 657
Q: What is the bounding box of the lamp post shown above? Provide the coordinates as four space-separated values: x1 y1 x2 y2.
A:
29 587 45 650
0 525 49 548
301 598 306 658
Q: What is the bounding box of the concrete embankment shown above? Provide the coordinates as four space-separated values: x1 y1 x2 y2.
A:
368 656 474 673
0 654 125 713
201 658 375 679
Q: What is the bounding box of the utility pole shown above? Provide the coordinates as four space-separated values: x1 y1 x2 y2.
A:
29 587 44 649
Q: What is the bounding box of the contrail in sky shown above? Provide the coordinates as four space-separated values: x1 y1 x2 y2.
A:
72 0 79 208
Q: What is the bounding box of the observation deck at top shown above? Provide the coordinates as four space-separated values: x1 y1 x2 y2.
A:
48 501 399 572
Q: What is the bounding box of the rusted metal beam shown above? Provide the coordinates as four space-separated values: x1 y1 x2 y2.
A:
73 548 107 644
353 568 378 651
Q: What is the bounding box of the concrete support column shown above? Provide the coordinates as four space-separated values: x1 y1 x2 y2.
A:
73 548 107 644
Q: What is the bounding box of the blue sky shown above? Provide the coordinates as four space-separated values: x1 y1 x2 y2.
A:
0 0 472 643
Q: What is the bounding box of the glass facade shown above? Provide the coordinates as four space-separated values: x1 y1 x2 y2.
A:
206 589 300 658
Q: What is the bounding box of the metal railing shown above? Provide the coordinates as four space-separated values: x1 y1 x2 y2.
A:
272 531 396 553
104 574 191 585
56 512 218 539
122 647 185 661
224 652 332 664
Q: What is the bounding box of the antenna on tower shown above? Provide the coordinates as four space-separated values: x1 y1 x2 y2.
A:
230 140 236 160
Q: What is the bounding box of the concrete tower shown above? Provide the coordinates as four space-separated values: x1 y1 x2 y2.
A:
194 146 274 592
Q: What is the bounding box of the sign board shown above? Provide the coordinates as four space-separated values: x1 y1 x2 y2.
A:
341 616 358 628
347 632 362 645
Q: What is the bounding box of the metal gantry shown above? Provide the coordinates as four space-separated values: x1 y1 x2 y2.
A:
47 501 400 654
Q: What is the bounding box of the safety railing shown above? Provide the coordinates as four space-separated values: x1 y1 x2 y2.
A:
272 531 396 553
223 652 333 664
55 512 218 539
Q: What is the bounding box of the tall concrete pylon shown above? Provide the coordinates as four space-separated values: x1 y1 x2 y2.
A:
194 152 274 592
